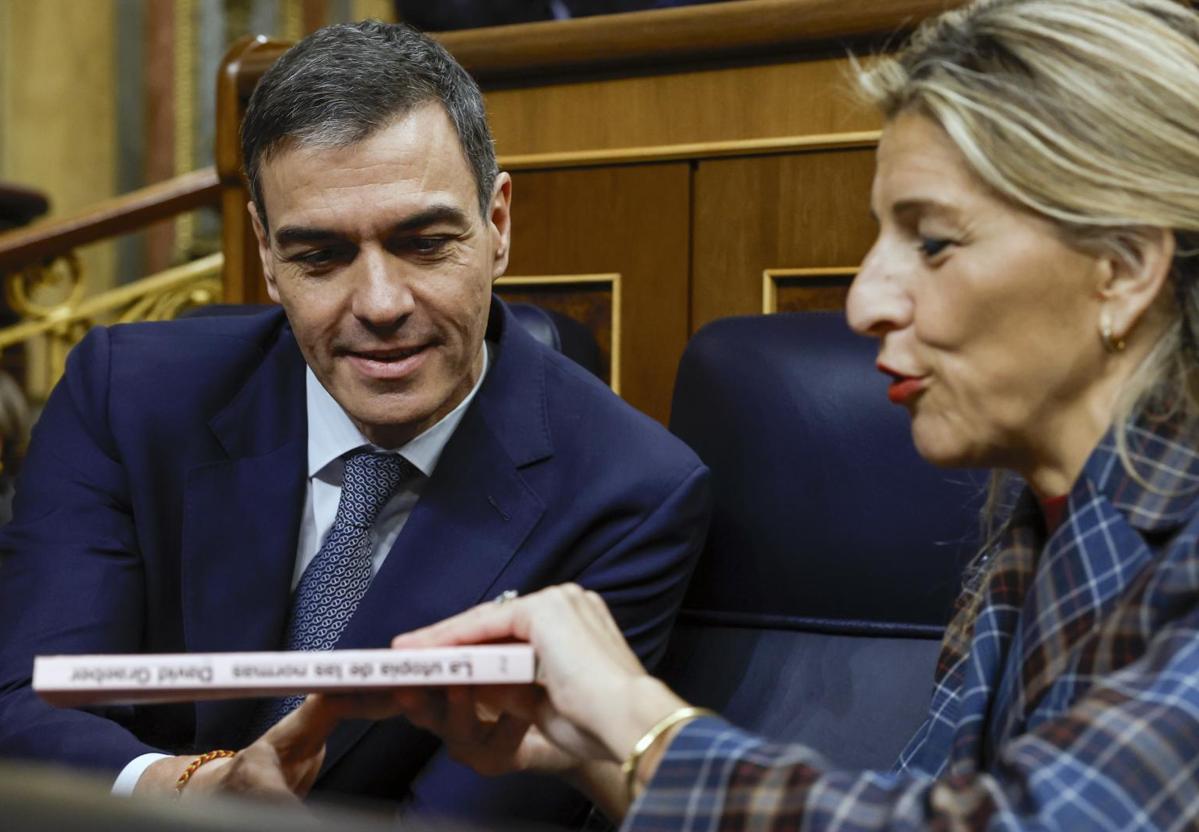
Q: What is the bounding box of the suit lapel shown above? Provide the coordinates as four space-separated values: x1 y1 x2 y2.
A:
181 322 308 748
335 411 546 650
320 298 553 774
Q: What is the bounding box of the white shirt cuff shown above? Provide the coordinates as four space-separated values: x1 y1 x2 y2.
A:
111 752 171 796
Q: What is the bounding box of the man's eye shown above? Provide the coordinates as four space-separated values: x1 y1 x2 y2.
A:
292 248 346 269
917 237 953 258
401 236 452 256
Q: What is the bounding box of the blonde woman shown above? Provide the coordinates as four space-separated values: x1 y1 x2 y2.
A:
274 0 1199 827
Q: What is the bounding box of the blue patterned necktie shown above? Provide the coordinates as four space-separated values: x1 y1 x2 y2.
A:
250 449 417 735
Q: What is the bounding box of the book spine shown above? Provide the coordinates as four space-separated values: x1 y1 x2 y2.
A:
34 646 535 696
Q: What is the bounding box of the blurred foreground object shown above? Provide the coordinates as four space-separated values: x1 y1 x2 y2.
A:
0 760 488 832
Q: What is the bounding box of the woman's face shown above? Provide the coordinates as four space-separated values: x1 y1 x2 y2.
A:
847 113 1111 482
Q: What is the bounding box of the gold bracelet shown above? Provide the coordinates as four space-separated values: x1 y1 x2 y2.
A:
174 749 236 794
620 706 716 804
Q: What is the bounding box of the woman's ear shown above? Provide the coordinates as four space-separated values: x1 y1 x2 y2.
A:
1097 228 1176 343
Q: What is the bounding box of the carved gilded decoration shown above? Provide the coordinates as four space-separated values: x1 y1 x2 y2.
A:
0 253 223 402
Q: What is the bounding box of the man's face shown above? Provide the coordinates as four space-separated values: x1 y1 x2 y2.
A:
252 103 511 448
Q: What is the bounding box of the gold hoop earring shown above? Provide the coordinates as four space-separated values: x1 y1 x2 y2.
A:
1100 315 1127 353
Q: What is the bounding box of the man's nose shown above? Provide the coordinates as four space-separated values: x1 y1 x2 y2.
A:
846 242 912 339
351 249 415 328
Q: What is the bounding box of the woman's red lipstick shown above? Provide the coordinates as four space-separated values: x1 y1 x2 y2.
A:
878 364 926 405
888 378 925 404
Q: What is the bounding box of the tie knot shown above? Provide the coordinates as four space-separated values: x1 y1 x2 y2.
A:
338 451 417 528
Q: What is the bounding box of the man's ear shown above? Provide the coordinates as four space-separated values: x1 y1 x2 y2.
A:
249 202 281 304
1097 228 1176 344
488 172 513 281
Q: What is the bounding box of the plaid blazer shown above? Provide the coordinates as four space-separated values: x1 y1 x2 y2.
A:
626 418 1199 831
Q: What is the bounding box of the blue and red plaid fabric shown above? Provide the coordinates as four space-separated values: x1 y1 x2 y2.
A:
626 417 1199 831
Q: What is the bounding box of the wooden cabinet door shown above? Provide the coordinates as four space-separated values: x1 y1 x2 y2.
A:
503 163 690 425
692 148 877 331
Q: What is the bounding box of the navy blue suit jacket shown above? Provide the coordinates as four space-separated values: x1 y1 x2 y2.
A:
0 299 710 823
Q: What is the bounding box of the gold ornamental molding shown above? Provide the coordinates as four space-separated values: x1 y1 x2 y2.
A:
0 253 223 400
496 272 622 395
6 252 87 320
0 252 224 349
762 267 859 314
498 131 881 172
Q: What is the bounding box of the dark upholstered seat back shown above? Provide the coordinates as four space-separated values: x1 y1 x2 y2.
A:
661 312 984 769
505 303 604 379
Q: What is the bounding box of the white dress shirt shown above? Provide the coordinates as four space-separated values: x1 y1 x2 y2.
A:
296 344 489 587
112 345 491 794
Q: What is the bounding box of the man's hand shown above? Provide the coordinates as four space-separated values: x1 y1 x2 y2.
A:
382 683 583 777
134 695 341 800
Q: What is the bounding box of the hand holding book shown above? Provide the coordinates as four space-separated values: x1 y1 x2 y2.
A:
35 589 692 815
34 645 536 800
374 584 692 820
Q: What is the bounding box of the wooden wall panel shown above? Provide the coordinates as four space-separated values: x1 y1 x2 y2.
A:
505 164 690 425
442 0 964 85
485 58 879 158
691 148 876 331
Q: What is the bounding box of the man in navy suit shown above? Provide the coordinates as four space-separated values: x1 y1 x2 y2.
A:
0 21 710 825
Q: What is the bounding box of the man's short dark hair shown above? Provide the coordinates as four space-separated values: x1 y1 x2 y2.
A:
241 21 498 229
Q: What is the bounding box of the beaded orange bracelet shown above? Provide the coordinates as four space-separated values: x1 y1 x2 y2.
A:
174 749 236 794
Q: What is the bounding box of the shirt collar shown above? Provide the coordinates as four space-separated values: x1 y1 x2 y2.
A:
1078 413 1199 533
305 343 491 479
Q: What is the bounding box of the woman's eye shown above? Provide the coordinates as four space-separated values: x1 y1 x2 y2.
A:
917 237 953 258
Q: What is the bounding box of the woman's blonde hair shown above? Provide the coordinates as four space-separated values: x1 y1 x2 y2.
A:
858 0 1199 550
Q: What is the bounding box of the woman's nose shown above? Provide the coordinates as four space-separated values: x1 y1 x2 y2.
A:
846 241 912 339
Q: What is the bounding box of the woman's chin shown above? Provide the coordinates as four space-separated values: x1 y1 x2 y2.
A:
910 423 984 470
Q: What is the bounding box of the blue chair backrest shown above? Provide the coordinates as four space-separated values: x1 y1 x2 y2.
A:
661 312 985 769
506 303 603 380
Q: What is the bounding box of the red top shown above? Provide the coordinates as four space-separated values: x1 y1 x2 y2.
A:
1040 494 1069 534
